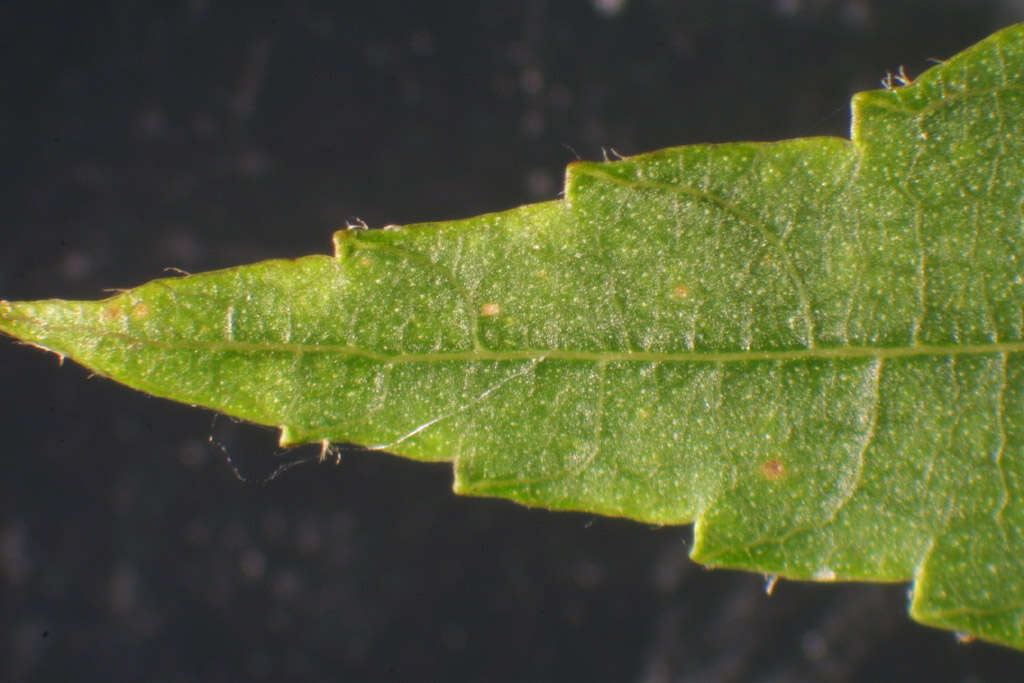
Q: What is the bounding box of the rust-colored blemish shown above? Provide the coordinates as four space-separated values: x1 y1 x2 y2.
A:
480 302 500 317
101 305 123 321
670 284 689 299
131 302 149 318
760 459 785 481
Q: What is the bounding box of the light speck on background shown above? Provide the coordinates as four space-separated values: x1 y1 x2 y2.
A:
592 0 627 17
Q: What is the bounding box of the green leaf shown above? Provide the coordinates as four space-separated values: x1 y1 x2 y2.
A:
3 24 1024 650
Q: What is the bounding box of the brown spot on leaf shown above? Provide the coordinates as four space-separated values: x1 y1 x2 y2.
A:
480 302 500 317
101 305 123 322
670 284 689 299
760 459 784 480
131 302 149 318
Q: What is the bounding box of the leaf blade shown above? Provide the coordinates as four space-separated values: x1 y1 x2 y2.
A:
3 23 1024 649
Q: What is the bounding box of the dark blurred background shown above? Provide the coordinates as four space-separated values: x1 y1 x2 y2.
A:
2 1 1023 681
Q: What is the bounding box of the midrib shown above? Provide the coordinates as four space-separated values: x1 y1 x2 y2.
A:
65 327 1024 364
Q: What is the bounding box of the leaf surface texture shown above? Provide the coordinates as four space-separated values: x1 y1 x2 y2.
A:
3 24 1024 650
